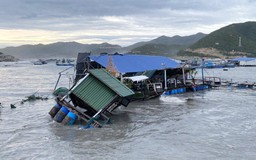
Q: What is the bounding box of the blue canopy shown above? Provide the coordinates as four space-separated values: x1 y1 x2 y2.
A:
90 54 180 73
231 57 256 61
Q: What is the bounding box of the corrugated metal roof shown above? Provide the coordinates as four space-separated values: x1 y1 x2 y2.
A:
89 69 134 97
71 75 116 111
90 54 180 73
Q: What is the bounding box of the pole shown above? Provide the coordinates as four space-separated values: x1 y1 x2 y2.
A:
54 73 61 91
120 73 123 83
202 58 204 84
161 63 168 90
164 68 167 90
182 64 186 85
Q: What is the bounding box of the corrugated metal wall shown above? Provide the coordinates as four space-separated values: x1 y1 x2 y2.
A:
72 76 116 111
89 69 134 97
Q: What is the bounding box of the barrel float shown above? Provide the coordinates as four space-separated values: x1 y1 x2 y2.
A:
49 103 62 118
53 106 69 123
164 91 170 95
62 111 77 125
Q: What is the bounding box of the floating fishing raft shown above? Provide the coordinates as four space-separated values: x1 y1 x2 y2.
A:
49 69 134 128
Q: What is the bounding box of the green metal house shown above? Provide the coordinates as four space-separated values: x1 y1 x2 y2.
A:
57 69 134 127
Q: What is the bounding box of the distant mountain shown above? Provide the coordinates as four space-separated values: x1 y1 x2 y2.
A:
129 33 206 56
149 33 206 45
179 21 256 58
0 33 206 59
121 42 148 53
0 42 122 59
131 44 186 56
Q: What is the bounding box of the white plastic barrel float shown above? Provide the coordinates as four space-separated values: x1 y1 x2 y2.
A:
53 106 69 123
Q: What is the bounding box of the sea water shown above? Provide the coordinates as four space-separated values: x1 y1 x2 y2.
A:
0 62 255 160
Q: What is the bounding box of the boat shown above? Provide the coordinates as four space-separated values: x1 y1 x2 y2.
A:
33 59 47 65
73 53 212 99
74 53 186 100
56 58 74 66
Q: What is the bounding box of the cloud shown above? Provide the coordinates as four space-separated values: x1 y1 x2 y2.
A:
0 0 256 47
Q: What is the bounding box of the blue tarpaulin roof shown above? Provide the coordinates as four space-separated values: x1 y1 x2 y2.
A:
231 57 256 61
90 54 180 73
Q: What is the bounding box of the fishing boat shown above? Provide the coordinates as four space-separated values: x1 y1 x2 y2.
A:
56 58 74 66
33 59 47 65
74 52 187 99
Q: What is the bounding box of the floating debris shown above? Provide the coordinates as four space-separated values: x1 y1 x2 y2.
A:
10 104 16 109
53 87 69 98
20 93 48 104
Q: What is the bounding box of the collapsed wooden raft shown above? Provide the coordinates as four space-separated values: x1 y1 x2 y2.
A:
56 69 134 128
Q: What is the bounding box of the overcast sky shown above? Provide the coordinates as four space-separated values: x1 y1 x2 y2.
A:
0 0 256 48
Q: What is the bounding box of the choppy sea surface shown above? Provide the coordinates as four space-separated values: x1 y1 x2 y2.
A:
0 62 256 160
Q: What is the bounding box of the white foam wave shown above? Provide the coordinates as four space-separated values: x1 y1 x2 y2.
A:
160 95 186 104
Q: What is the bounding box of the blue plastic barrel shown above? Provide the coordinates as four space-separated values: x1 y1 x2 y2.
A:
164 91 169 95
49 103 62 118
62 111 77 125
54 106 69 123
